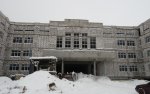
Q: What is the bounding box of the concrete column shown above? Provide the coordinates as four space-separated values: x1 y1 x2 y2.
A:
62 37 65 49
87 37 90 49
93 61 96 76
61 59 64 74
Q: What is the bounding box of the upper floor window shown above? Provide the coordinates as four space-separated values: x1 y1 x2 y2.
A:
23 50 32 56
74 33 79 37
145 36 150 43
24 37 33 43
56 36 62 48
9 64 19 70
90 37 96 48
82 38 87 48
82 33 87 37
65 37 71 48
11 50 21 56
65 33 71 36
74 37 79 48
117 40 125 46
128 53 136 58
118 52 126 58
127 40 135 46
119 65 127 71
13 37 22 43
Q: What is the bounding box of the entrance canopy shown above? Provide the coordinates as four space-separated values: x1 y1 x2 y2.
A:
29 56 57 61
29 56 57 74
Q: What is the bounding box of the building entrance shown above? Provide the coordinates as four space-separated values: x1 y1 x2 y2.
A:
57 61 94 74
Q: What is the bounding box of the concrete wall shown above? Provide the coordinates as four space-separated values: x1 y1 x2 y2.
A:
138 19 150 77
0 11 9 75
0 11 150 79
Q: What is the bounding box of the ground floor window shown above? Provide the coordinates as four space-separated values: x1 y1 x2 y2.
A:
21 64 29 71
9 64 19 70
129 65 138 72
119 65 138 72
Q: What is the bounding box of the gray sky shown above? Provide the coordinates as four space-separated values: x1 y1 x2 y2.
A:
0 0 150 26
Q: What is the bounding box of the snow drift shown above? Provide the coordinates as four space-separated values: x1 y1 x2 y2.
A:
0 71 149 94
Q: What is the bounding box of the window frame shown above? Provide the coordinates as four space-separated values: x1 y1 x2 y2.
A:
13 37 22 43
118 52 126 58
56 36 63 48
9 64 19 71
128 53 136 58
24 37 33 43
11 50 21 57
90 37 96 49
117 40 125 46
21 64 29 71
119 65 128 71
127 40 135 46
23 50 32 56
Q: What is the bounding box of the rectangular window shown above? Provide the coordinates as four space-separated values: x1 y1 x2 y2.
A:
145 36 150 43
56 36 62 48
82 33 87 37
128 53 136 58
118 52 126 58
11 50 21 56
127 40 135 46
90 37 96 48
129 65 138 72
147 50 150 57
65 37 71 48
82 38 87 48
117 40 125 46
74 33 79 37
23 50 32 56
21 64 29 70
74 37 79 48
9 64 19 70
13 37 22 43
119 65 128 71
24 37 33 43
65 33 71 36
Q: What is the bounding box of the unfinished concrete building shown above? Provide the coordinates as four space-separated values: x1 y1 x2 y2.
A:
0 11 150 79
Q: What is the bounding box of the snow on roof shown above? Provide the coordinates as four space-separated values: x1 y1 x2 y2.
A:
29 56 57 60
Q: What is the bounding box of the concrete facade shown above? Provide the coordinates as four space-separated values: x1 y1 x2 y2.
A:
0 11 150 79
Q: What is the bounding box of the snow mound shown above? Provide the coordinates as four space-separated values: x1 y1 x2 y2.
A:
0 71 149 94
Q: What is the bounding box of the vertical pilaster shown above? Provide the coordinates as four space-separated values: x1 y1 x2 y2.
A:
61 59 64 74
93 61 96 76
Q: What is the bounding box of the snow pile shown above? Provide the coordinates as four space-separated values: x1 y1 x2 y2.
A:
0 71 149 94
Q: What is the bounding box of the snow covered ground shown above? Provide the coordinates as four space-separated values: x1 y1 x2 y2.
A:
0 71 149 94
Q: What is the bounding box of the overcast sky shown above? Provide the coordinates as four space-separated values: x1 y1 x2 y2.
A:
0 0 150 26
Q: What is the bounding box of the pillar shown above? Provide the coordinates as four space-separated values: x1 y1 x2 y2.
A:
61 59 64 74
93 61 96 76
